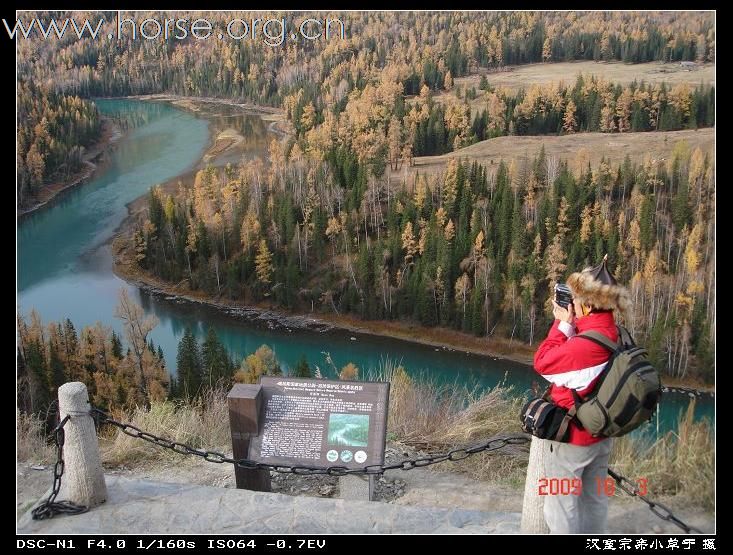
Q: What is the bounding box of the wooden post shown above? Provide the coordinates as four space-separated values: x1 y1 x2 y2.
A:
57 382 107 507
520 436 550 533
227 384 271 492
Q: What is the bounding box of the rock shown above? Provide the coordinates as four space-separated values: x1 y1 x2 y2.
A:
449 509 479 528
31 465 46 471
318 485 335 496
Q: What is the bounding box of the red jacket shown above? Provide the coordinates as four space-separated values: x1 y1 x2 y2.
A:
533 311 618 446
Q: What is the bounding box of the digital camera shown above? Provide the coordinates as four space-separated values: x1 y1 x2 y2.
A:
554 283 574 308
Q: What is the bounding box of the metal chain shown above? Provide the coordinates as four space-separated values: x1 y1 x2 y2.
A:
89 407 703 534
31 415 89 520
91 408 529 476
607 468 703 534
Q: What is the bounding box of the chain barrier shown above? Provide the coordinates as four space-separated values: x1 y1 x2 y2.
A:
32 406 705 533
606 468 703 534
95 407 703 533
31 414 89 520
90 407 529 475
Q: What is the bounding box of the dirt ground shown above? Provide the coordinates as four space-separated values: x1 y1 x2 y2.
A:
18 455 714 534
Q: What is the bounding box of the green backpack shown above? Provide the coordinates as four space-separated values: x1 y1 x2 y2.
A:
574 326 662 437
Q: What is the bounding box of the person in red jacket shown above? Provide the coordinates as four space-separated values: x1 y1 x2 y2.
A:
534 255 631 534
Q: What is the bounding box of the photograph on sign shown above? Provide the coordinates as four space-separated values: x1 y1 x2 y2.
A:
328 413 370 447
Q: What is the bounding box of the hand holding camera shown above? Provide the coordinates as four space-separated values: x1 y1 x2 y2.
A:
553 283 575 323
554 283 573 308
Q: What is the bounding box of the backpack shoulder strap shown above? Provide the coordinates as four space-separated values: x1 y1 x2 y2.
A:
617 325 637 348
575 330 619 353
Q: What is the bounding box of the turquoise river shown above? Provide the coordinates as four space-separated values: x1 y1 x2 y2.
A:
18 99 714 440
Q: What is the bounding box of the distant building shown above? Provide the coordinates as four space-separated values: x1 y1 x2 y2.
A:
680 61 698 70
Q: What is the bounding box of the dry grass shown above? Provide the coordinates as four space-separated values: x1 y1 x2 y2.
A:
374 361 524 444
422 61 715 118
396 60 716 185
366 359 528 485
462 61 714 93
368 360 713 502
89 364 712 508
610 400 714 510
16 409 54 464
101 387 231 466
388 129 714 183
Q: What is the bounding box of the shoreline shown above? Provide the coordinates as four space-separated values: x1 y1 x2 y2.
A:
18 117 123 218
111 229 537 368
112 219 715 395
127 93 284 115
106 95 713 394
112 235 716 394
131 94 294 137
109 95 541 369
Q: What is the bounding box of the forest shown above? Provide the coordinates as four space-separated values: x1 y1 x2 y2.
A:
18 11 714 102
17 11 714 203
17 294 320 419
377 77 713 158
17 80 102 208
132 132 714 382
17 292 169 417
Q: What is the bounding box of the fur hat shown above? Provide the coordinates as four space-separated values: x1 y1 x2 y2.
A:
567 255 631 318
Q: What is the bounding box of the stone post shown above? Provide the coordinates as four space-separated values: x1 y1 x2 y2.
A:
520 436 549 533
57 382 107 507
227 384 271 491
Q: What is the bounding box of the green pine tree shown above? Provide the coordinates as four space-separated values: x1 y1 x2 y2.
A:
110 331 123 359
176 327 203 398
48 339 66 393
292 355 313 378
202 327 233 390
26 339 50 414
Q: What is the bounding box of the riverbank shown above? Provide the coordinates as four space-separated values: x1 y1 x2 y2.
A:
113 230 536 368
105 97 536 368
18 117 123 218
113 168 542 368
130 93 293 137
109 99 538 368
112 235 716 393
108 96 713 393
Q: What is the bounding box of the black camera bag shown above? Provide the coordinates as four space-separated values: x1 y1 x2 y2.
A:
520 394 573 443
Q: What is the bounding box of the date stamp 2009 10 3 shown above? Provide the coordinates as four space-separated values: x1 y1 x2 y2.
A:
538 477 648 496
